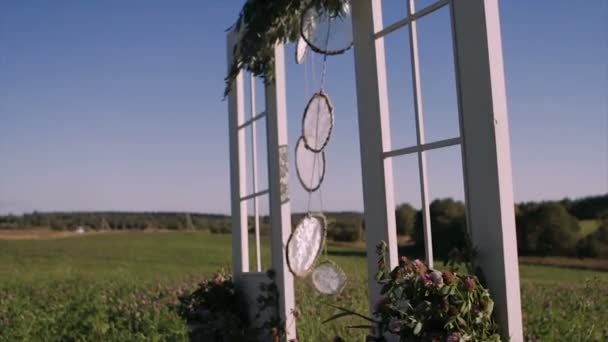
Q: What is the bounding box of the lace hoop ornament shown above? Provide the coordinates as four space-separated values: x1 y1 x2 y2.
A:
286 214 327 277
295 136 326 192
312 260 347 295
300 1 354 56
301 92 334 153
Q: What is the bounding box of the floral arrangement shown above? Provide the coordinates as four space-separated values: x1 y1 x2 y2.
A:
326 242 500 342
225 0 350 96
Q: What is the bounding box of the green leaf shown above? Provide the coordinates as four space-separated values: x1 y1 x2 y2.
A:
347 325 375 330
413 322 423 335
323 303 379 324
485 299 494 315
322 311 358 324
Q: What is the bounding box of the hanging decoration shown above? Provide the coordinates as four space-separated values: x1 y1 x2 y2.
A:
300 0 353 56
295 137 326 192
312 260 347 295
286 214 326 277
284 2 350 296
301 92 334 152
224 0 351 97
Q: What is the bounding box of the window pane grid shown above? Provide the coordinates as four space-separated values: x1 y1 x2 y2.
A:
375 0 448 39
237 72 268 272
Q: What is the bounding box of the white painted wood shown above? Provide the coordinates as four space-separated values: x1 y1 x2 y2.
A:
374 0 448 39
450 0 523 339
227 30 249 276
240 189 269 202
382 137 461 159
265 43 297 340
351 0 399 329
407 0 434 268
250 73 262 272
238 111 266 130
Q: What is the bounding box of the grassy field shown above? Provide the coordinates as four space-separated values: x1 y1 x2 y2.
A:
1 231 607 341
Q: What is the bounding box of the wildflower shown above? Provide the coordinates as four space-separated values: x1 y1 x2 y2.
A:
214 275 223 285
412 259 427 273
419 272 432 286
399 256 409 266
466 277 477 291
430 270 444 287
447 332 460 342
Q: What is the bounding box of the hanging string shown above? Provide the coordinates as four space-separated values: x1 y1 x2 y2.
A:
319 20 332 91
304 45 309 101
306 21 332 214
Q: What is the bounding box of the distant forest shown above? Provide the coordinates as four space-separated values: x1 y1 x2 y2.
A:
1 194 606 258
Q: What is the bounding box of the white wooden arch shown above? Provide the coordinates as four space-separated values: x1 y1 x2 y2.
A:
226 0 523 340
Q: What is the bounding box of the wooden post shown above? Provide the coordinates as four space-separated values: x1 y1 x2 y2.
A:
265 43 297 340
227 30 249 276
351 0 399 325
450 0 523 339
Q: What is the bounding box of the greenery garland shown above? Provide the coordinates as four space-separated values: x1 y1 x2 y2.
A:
224 0 349 97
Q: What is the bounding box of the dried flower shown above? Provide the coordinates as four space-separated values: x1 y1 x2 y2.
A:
430 270 444 287
412 259 427 273
442 271 455 285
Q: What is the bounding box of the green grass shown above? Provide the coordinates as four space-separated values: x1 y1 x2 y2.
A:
1 231 607 341
579 219 600 237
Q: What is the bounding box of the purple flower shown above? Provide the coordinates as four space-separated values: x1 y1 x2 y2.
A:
447 332 460 342
419 273 432 286
430 270 444 287
412 259 428 273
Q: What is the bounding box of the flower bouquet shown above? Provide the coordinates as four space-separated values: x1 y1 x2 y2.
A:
325 242 500 342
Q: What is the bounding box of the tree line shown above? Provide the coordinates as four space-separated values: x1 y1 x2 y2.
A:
1 194 606 258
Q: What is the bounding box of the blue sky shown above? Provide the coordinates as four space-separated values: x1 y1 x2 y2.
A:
0 1 606 215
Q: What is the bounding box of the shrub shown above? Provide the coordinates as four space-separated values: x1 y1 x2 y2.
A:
176 269 285 341
576 223 608 258
395 204 416 236
413 199 467 259
176 270 258 341
210 222 231 234
328 216 363 242
516 202 580 256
